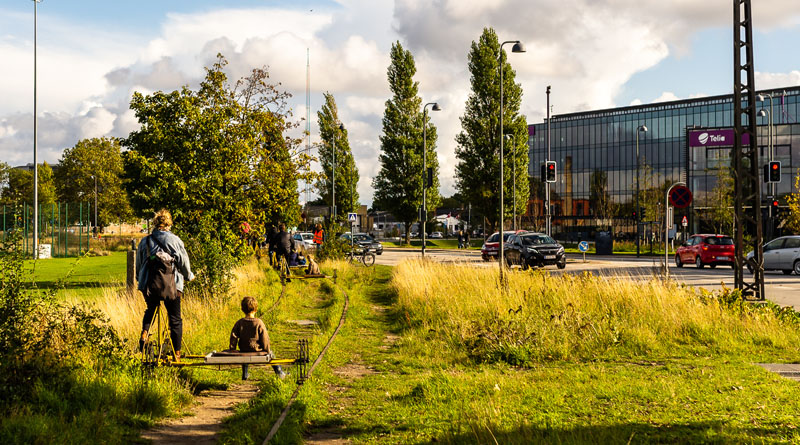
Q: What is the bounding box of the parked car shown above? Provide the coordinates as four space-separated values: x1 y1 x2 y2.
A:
504 232 566 270
429 231 444 239
292 232 316 250
747 235 800 275
675 234 735 269
480 231 521 261
339 232 384 255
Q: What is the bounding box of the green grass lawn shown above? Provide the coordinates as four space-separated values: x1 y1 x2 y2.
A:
385 239 481 249
22 251 128 299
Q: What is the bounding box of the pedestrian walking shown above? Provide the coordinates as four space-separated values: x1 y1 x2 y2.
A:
137 209 195 361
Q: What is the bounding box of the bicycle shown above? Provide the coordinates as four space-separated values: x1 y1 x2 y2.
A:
345 245 375 267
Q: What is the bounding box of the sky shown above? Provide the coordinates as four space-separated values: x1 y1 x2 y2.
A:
2 0 800 206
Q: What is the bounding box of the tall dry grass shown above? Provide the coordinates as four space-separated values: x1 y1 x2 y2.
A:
84 259 274 351
393 260 800 364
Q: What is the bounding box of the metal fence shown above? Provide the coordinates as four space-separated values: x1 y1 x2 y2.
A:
1 202 92 258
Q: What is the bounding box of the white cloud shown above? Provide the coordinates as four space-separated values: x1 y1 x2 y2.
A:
2 1 800 204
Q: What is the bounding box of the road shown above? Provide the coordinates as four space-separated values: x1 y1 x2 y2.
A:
376 248 800 309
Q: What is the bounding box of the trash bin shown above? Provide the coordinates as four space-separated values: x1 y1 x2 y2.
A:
595 231 613 255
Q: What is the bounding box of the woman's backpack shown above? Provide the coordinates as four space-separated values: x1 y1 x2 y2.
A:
146 236 177 300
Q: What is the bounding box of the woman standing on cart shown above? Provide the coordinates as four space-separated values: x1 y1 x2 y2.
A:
137 209 195 360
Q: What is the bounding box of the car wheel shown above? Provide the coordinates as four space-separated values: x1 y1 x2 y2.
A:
710 264 716 269
794 260 800 275
557 260 566 270
482 255 489 262
695 256 704 269
675 254 683 268
783 269 793 275
521 260 529 271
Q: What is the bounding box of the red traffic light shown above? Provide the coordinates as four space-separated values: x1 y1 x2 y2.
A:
772 200 779 207
772 164 779 170
547 164 554 170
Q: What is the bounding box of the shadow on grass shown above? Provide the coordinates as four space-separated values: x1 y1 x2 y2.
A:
26 280 118 289
418 421 792 445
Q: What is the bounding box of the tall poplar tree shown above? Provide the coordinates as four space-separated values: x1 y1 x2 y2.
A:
455 28 528 234
316 92 359 218
373 41 440 243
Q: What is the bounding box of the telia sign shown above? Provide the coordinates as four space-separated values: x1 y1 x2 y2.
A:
689 129 750 148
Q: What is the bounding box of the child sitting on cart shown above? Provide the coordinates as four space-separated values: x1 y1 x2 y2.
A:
229 296 287 380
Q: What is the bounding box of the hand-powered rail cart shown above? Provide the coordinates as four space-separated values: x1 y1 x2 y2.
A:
141 305 310 383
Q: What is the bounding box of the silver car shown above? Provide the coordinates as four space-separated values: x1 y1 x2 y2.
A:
747 236 800 275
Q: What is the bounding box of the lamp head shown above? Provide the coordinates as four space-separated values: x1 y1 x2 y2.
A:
757 94 765 102
511 41 526 53
432 103 441 112
639 125 648 132
757 109 767 117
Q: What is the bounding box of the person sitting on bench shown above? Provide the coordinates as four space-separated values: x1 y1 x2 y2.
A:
229 296 287 380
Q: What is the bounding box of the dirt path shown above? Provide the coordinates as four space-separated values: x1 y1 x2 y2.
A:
141 383 259 444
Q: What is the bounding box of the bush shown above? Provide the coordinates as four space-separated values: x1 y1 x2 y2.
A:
316 222 350 261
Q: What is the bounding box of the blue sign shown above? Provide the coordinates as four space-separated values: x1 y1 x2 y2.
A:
578 241 589 252
348 213 357 222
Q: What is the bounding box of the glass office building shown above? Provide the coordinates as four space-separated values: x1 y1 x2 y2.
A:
526 86 800 239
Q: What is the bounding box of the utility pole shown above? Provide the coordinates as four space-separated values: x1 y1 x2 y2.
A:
732 0 765 300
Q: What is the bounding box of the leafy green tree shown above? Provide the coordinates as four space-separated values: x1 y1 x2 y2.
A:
315 92 359 218
706 166 735 234
373 41 440 243
785 170 800 234
122 55 310 296
0 163 55 205
55 137 133 227
455 28 529 234
590 170 616 225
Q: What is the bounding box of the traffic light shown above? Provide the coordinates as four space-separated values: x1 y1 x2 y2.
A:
426 167 433 188
545 161 557 183
768 161 781 183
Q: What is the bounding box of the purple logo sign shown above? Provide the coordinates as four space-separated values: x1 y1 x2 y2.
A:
689 129 750 148
528 125 536 136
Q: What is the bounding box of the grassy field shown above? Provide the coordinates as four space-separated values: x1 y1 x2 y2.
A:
9 253 800 443
22 251 128 299
218 260 800 444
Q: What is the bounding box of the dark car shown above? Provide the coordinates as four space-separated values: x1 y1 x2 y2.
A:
675 234 735 269
504 232 566 270
481 231 520 261
340 232 383 255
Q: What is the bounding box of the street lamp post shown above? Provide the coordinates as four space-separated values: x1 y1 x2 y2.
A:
498 40 525 280
421 102 441 259
33 0 42 259
635 125 648 258
546 86 551 237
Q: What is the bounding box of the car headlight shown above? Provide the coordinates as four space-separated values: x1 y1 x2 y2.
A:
527 247 538 253
557 246 565 253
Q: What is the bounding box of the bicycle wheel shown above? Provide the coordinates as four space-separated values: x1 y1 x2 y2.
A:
362 252 376 267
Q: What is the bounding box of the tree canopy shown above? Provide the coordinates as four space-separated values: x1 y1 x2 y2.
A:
56 137 133 226
373 41 440 242
122 55 310 294
455 28 529 234
315 92 359 218
0 163 56 206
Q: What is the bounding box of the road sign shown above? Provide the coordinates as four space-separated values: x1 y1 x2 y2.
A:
669 186 693 209
347 213 357 222
681 215 688 227
578 241 589 252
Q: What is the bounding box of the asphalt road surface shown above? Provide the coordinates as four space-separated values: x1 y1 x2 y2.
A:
376 248 800 309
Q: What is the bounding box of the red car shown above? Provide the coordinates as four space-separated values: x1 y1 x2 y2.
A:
481 231 523 261
675 234 735 269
